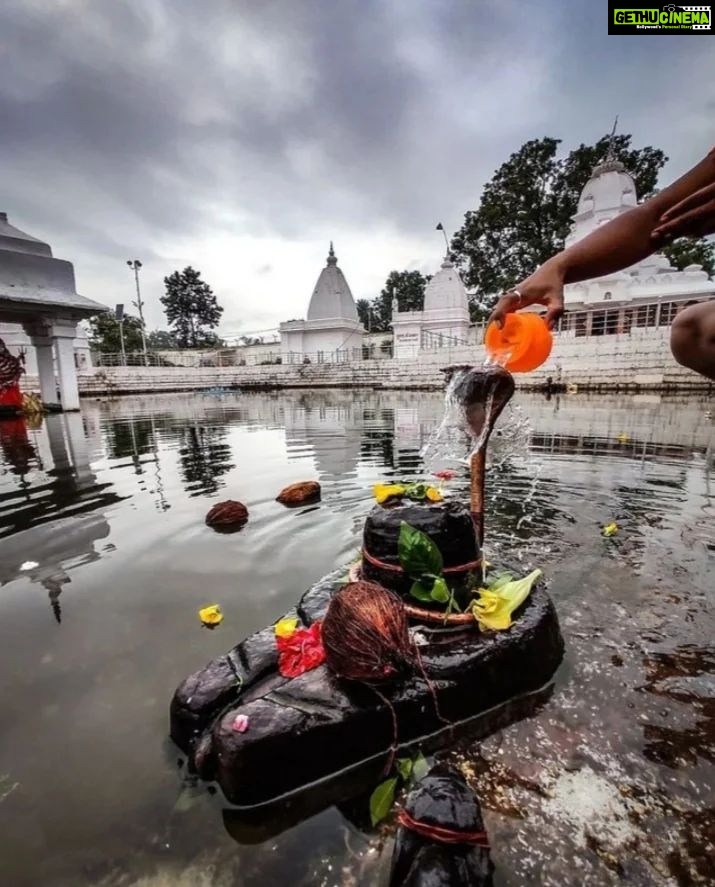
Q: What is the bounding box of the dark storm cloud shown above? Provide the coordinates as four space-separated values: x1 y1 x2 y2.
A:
0 0 544 250
1 0 713 328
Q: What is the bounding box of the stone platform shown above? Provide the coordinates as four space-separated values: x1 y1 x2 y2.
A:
171 567 564 812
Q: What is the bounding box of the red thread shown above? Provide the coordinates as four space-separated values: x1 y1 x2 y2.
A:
362 548 481 575
397 809 489 847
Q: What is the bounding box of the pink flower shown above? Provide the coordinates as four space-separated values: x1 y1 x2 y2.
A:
433 469 457 481
231 714 250 733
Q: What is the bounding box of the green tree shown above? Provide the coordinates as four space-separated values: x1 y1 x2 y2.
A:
88 313 144 354
661 237 715 278
451 134 674 305
147 329 178 350
161 266 224 348
356 298 372 330
359 270 429 332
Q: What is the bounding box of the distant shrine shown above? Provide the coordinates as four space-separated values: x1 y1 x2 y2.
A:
559 154 713 335
0 212 106 410
279 243 364 364
391 254 471 359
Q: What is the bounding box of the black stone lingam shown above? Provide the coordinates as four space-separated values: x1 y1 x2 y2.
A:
169 363 563 824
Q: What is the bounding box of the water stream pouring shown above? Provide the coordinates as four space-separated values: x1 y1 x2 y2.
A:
442 364 515 548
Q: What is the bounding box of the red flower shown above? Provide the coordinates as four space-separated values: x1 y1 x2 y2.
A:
433 470 457 481
277 621 326 678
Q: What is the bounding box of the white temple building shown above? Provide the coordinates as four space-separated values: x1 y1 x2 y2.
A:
558 156 714 335
392 254 471 359
280 243 364 363
0 212 106 409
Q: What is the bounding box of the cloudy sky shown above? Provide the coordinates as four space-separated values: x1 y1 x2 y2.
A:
1 0 713 340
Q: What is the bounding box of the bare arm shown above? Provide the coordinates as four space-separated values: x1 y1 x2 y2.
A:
489 147 715 327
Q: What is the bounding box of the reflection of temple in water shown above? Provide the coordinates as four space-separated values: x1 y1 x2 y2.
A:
0 413 121 621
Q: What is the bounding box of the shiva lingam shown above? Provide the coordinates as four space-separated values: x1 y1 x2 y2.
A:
170 365 563 826
355 364 515 624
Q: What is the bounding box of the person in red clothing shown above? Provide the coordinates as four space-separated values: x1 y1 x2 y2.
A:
489 147 715 381
0 338 25 413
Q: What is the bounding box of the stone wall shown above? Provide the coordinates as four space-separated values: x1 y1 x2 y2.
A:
20 327 712 396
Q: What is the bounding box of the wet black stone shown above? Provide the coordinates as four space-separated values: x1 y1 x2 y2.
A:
362 500 480 600
390 766 493 887
168 567 563 808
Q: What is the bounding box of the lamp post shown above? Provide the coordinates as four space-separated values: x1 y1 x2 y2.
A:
126 259 149 366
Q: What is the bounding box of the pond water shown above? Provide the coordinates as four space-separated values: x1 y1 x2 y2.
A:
0 389 713 887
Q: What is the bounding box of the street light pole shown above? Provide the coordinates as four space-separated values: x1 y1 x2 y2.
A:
126 259 149 366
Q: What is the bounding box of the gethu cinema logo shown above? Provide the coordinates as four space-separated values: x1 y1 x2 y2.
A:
613 5 711 27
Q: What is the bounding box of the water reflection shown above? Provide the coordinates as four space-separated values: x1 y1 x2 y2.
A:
0 413 121 621
0 390 712 886
178 424 234 497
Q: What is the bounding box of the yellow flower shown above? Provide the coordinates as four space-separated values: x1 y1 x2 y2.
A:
616 433 630 444
275 616 299 638
198 604 223 627
471 569 541 631
602 522 619 537
373 483 406 504
425 487 443 503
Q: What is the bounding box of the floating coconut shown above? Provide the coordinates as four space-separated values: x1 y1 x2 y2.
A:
205 500 249 532
276 481 321 507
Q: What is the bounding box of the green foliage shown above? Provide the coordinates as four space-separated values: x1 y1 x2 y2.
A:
359 270 430 332
89 313 144 354
662 237 715 278
369 752 430 826
161 266 224 349
451 134 669 305
147 329 178 350
369 777 397 827
398 523 460 611
398 522 443 578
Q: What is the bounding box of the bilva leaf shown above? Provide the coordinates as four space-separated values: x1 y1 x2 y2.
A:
399 522 443 578
410 579 434 602
396 757 413 783
430 576 450 603
411 752 429 783
369 777 398 826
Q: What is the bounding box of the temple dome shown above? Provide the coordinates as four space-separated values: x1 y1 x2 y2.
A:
0 212 53 258
566 159 638 247
306 243 358 321
423 256 469 315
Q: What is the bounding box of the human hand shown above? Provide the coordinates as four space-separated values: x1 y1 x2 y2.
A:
487 260 565 330
652 181 715 242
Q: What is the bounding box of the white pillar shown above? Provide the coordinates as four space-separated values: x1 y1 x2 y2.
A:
54 328 80 411
23 321 59 408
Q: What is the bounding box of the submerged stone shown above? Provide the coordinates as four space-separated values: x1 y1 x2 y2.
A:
390 765 493 886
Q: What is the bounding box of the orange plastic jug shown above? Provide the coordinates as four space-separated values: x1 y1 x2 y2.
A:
484 312 553 373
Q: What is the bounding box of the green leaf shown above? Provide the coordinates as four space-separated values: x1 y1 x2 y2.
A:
369 777 397 826
430 576 450 603
405 483 428 501
410 580 434 602
396 758 413 783
411 752 429 783
399 522 443 579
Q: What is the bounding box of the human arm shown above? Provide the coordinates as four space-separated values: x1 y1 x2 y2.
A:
489 147 715 328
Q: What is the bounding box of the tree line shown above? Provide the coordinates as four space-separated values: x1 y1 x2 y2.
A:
359 132 714 330
90 266 224 354
92 131 715 350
